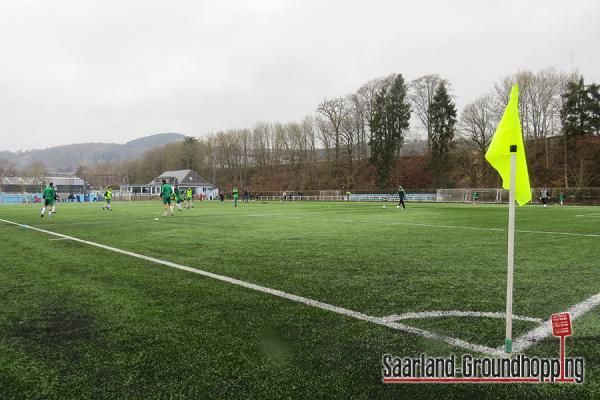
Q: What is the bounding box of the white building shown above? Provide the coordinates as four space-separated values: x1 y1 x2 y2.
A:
121 169 218 199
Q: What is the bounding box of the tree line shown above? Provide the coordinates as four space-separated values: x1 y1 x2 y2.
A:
3 68 599 192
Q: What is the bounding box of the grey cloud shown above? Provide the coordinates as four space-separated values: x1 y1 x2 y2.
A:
0 0 597 151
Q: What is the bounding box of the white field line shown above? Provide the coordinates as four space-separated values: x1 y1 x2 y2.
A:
382 310 543 323
502 292 600 354
575 213 600 217
246 209 600 239
48 237 71 241
29 216 600 239
244 208 600 238
353 220 600 238
245 208 382 218
0 218 503 356
239 209 600 238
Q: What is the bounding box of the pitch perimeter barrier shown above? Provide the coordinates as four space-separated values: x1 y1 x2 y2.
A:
257 194 436 202
350 193 436 202
0 193 40 204
1 192 99 204
4 187 600 204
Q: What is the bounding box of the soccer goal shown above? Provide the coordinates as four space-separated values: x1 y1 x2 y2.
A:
436 188 508 203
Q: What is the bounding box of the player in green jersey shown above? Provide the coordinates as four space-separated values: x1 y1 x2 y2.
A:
472 191 479 205
559 192 566 206
232 187 239 207
173 184 183 212
160 179 174 216
102 187 113 210
41 182 56 218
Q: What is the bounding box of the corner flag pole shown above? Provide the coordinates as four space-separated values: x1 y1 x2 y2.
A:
485 83 531 353
504 145 517 354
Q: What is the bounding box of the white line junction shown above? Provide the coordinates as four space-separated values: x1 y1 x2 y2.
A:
2 217 599 357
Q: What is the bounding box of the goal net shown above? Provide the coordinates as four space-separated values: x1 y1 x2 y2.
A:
435 188 508 203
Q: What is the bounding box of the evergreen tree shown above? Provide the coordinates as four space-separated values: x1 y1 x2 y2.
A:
429 82 457 186
368 74 411 188
587 83 600 135
560 78 600 187
369 89 388 187
561 78 591 137
385 74 412 156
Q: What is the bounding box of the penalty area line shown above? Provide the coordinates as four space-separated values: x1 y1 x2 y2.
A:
357 220 600 238
0 217 502 356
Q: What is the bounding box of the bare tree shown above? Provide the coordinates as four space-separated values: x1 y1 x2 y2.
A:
302 116 320 189
493 69 579 170
0 159 17 177
316 115 333 163
252 122 272 167
180 136 199 169
340 95 367 186
460 94 497 186
493 71 534 141
301 116 318 163
317 97 348 165
272 122 288 166
22 161 48 182
238 128 251 187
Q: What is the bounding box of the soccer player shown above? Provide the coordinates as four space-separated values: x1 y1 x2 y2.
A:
396 185 406 209
102 187 113 210
232 187 239 207
472 191 479 205
559 191 566 206
41 182 56 218
243 189 249 203
160 179 174 216
540 188 549 208
173 184 184 212
185 188 194 209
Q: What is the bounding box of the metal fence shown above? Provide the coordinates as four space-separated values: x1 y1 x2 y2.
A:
4 187 600 205
256 187 600 204
258 193 437 202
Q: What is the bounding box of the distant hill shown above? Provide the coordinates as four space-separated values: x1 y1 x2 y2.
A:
0 133 185 172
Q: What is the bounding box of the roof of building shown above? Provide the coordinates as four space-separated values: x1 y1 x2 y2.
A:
151 170 213 186
0 177 35 185
1 176 85 186
45 176 86 186
157 170 193 183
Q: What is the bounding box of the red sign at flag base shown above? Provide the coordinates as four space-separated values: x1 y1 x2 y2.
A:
551 313 573 337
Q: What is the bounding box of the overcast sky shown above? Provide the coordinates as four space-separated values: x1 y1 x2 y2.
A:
0 0 598 151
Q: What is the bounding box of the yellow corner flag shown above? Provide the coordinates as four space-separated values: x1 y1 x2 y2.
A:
485 84 531 206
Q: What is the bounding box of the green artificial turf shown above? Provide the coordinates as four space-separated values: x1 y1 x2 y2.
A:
0 200 599 399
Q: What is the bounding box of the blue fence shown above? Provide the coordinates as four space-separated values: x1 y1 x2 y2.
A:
0 192 97 204
0 193 41 204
